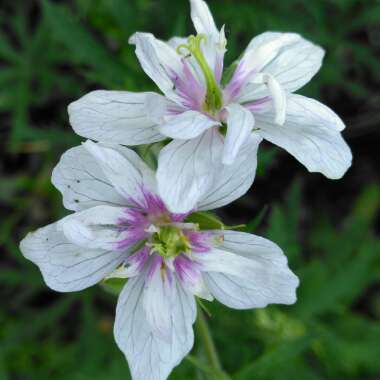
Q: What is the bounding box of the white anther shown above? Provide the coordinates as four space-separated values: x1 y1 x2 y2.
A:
145 224 160 234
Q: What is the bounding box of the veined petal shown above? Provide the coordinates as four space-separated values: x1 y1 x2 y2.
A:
238 33 301 77
145 93 185 124
255 94 352 179
20 222 125 292
68 91 165 145
238 32 325 101
198 132 262 211
131 32 184 104
57 206 128 250
214 25 227 82
223 103 255 165
190 0 226 81
197 231 299 309
114 275 196 380
83 141 157 201
190 0 218 39
107 248 150 280
158 110 219 140
174 255 213 301
143 258 176 341
51 145 127 212
220 230 291 262
157 129 223 213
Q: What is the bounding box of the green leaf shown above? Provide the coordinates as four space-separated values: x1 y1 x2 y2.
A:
295 185 380 319
295 238 380 319
256 147 279 177
314 318 380 376
187 355 231 380
266 180 302 262
244 205 269 233
234 336 313 380
42 0 128 87
0 34 20 62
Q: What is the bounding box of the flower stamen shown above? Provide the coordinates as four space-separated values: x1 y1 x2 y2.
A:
149 225 191 258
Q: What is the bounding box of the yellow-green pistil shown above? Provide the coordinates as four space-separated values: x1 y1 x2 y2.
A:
177 34 223 115
150 225 191 258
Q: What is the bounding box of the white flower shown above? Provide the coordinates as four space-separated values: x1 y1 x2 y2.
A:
20 140 299 380
68 0 351 213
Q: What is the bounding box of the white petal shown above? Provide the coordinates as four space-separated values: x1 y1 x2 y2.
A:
256 94 352 179
239 33 301 76
223 103 255 164
220 230 291 261
190 0 218 39
159 110 219 140
197 231 299 309
83 141 157 200
68 90 165 145
157 129 223 213
114 275 196 380
198 132 262 211
174 256 213 301
143 264 176 342
189 0 226 79
57 206 128 250
131 32 184 104
51 145 127 212
107 249 149 279
144 93 185 125
180 274 212 301
20 222 125 292
239 32 325 101
167 36 188 49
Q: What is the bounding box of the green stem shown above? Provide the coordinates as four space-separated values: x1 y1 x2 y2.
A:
196 306 223 372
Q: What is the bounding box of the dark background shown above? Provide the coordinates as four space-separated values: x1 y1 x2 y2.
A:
0 1 379 379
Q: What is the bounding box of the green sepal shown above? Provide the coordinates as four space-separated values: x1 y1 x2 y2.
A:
221 61 238 86
100 278 127 297
196 298 213 317
134 139 171 171
186 211 246 231
185 211 224 230
219 123 227 136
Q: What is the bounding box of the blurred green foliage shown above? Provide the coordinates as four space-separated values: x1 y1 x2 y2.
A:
1 0 379 379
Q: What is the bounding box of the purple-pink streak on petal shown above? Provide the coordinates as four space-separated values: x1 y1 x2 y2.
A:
116 208 149 250
243 96 271 111
186 230 214 253
169 60 206 111
116 186 188 249
224 61 257 103
174 254 203 288
123 246 150 277
145 255 163 284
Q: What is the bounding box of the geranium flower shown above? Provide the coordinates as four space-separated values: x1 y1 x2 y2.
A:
68 0 352 213
20 139 298 380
